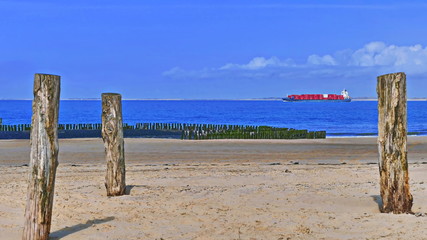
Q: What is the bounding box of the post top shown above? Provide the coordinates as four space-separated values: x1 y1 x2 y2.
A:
102 93 122 97
377 72 405 78
35 73 61 77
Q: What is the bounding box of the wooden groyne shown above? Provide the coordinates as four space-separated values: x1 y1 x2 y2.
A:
0 122 326 140
180 125 326 140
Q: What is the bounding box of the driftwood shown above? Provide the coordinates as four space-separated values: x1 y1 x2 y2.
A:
377 72 412 213
101 93 126 196
23 74 61 240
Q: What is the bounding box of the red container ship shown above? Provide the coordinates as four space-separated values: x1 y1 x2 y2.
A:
283 90 351 102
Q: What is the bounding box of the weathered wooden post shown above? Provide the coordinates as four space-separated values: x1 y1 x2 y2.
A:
101 93 126 196
23 74 60 240
377 72 412 213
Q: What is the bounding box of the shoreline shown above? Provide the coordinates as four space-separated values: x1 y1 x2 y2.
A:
1 136 426 166
1 130 426 140
2 135 426 141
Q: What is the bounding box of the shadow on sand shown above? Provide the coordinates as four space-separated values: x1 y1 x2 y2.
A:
49 216 115 239
125 184 148 195
371 195 383 211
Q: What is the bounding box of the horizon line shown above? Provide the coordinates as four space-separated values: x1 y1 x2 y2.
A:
1 98 427 101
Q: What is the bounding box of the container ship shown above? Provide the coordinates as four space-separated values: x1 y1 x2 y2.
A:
283 89 351 102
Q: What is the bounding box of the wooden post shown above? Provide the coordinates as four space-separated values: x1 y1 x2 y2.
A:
377 72 413 213
101 93 126 196
23 74 60 240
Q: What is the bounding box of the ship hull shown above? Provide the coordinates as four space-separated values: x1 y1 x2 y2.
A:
282 98 351 102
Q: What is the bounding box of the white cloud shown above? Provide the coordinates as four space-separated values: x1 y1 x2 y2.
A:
162 67 183 76
163 41 427 80
304 42 427 68
220 57 295 70
307 54 337 66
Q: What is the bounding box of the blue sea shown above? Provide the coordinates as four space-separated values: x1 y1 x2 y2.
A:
0 100 426 136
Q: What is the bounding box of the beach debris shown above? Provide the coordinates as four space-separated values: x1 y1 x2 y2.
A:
284 169 292 173
318 162 347 166
377 72 412 214
179 185 191 192
267 162 282 165
23 73 60 240
415 212 426 217
296 225 312 234
102 93 126 197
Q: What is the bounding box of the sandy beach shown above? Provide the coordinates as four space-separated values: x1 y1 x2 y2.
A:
1 137 427 239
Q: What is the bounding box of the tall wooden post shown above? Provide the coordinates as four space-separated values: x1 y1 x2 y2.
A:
23 74 60 240
101 93 126 196
377 72 412 213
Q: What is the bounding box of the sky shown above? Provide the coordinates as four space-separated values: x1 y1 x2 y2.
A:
1 0 427 99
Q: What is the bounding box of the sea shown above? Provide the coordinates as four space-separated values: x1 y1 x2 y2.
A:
0 100 426 137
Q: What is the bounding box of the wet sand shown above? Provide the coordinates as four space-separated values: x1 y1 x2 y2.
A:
1 137 427 239
2 136 427 166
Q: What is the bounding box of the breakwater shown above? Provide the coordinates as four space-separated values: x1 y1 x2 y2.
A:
0 120 326 140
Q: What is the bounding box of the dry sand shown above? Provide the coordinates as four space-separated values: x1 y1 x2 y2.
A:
1 137 427 239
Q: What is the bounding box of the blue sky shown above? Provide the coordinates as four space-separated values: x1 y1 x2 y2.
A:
1 0 427 99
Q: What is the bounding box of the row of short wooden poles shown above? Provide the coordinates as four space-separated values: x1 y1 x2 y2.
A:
22 72 412 240
181 126 326 140
0 119 327 140
0 121 327 139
